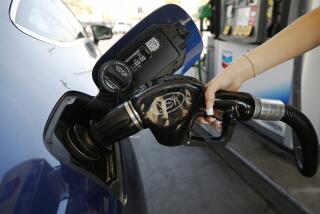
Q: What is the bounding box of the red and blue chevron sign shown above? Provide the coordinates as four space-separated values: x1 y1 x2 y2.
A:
222 51 233 68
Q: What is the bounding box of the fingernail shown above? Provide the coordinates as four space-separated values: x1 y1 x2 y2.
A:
207 117 216 123
215 120 222 125
206 107 213 116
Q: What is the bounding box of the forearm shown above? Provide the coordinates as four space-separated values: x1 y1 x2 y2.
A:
237 7 320 82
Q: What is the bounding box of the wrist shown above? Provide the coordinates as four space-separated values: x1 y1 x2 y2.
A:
232 56 256 83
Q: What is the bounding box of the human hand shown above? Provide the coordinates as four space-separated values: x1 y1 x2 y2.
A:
197 56 254 124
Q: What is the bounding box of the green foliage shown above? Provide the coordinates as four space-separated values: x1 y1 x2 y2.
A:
198 3 212 19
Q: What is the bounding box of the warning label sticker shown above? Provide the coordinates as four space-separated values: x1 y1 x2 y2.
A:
125 36 161 72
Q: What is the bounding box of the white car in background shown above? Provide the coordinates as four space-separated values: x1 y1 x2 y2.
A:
113 21 131 34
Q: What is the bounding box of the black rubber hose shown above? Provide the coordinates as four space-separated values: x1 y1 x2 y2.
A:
281 105 318 177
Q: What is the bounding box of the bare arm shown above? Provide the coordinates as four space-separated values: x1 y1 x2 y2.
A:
239 7 320 82
203 7 320 117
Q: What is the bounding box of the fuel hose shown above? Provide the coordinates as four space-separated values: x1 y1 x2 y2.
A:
252 97 319 177
281 105 319 177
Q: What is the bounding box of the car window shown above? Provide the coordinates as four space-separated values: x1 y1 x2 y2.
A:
11 0 86 43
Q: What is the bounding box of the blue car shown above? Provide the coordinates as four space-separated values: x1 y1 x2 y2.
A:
0 0 203 213
0 0 147 213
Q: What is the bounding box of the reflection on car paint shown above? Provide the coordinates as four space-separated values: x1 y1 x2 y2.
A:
0 159 117 213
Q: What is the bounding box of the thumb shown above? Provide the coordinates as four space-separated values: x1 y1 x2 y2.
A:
204 84 218 116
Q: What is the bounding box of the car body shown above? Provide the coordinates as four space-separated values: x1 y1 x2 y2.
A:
0 0 147 213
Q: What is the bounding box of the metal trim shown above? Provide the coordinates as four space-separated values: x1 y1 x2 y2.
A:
252 96 262 119
128 101 143 128
124 101 143 130
259 99 286 120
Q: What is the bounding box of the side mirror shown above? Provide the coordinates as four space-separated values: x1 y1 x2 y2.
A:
91 25 113 44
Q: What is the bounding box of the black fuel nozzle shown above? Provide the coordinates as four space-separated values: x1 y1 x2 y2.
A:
214 90 256 120
76 76 258 151
65 75 204 163
90 101 143 147
88 75 205 148
66 75 318 177
65 101 142 163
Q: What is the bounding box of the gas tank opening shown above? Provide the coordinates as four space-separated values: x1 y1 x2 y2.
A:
43 91 126 203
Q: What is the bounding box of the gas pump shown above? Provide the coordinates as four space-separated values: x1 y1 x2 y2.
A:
198 0 220 36
206 0 303 147
220 0 291 43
